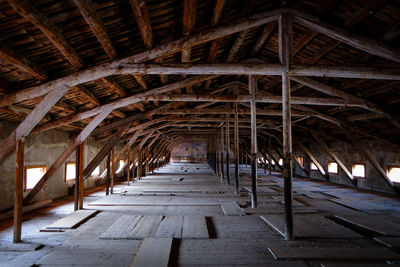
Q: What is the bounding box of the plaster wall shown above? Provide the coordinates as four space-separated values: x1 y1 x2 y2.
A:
0 121 109 211
291 139 399 195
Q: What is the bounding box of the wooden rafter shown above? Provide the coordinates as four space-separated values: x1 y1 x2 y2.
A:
72 0 117 59
7 0 84 68
0 42 47 81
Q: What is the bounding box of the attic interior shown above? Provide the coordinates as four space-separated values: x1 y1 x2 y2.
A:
0 0 400 265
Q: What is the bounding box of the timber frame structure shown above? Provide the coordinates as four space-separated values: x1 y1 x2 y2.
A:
0 0 399 242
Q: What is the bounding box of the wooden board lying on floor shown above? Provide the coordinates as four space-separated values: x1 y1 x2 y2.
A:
220 200 245 216
102 215 208 239
130 238 172 267
182 216 209 239
272 196 305 207
329 198 383 211
131 216 163 239
374 237 400 248
100 215 143 239
260 214 362 238
244 206 318 214
155 216 184 238
334 215 400 236
88 196 219 206
46 210 98 229
267 247 400 260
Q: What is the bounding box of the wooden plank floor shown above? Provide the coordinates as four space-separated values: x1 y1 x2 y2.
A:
0 163 399 266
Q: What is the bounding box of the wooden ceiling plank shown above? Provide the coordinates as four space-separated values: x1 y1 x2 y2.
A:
0 42 47 81
101 77 127 98
345 0 388 29
293 11 400 63
72 0 117 59
7 0 84 68
74 85 100 107
251 22 276 57
0 8 281 107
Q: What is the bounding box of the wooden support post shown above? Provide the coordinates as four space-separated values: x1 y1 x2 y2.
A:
127 146 131 185
111 148 115 194
145 149 150 176
220 126 224 180
106 151 110 195
249 75 257 208
226 109 230 185
268 138 272 175
13 139 24 243
279 13 294 241
138 149 142 179
78 143 84 209
74 145 80 211
234 102 240 194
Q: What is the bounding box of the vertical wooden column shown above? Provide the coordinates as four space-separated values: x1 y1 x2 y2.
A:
216 132 220 176
268 137 272 175
78 143 84 209
74 145 80 211
225 109 230 185
127 146 131 185
220 125 224 180
111 148 115 194
234 102 240 194
138 149 142 179
106 151 111 195
145 149 150 176
249 75 258 208
13 139 24 243
279 13 294 241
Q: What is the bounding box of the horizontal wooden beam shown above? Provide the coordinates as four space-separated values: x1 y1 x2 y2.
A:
138 94 363 107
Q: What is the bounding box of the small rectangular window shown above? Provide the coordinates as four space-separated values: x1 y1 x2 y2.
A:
25 166 46 190
352 164 365 178
387 166 400 183
328 162 338 174
310 162 318 171
296 156 304 167
278 158 283 166
116 160 125 174
65 162 76 181
91 166 100 177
